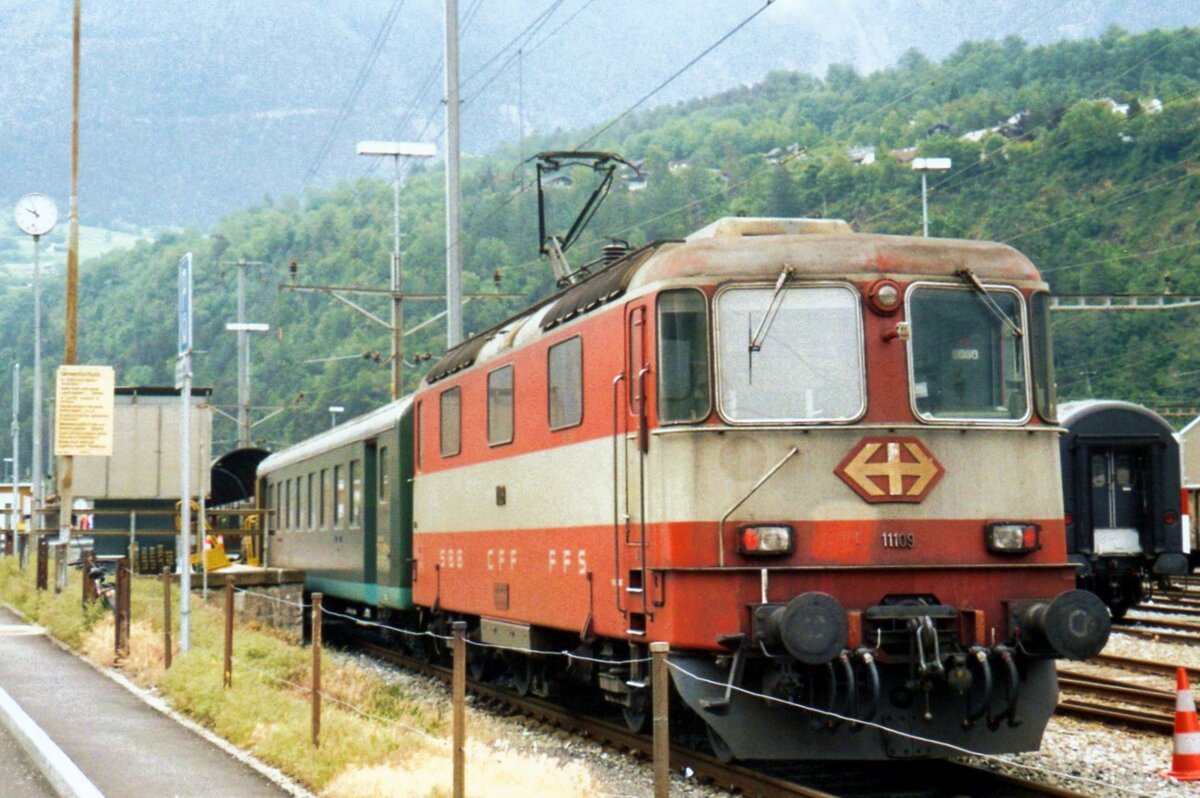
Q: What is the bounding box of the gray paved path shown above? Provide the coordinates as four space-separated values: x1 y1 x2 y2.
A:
0 607 296 798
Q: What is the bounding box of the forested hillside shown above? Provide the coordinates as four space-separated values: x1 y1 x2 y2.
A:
2 26 1198 460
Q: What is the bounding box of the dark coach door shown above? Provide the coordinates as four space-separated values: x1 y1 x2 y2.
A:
1090 447 1149 545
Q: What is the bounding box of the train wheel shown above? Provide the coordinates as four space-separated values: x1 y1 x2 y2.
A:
512 656 534 696
706 724 735 763
1109 602 1129 621
622 694 648 733
469 648 496 682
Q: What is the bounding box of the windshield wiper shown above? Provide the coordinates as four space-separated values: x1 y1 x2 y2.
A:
749 265 795 352
956 269 1023 338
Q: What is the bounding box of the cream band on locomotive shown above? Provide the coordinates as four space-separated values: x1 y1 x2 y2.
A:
260 216 1109 761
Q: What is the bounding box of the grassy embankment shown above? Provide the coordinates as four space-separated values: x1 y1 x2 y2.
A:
0 558 596 797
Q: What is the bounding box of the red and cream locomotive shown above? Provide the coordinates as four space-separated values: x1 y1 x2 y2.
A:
397 212 1109 760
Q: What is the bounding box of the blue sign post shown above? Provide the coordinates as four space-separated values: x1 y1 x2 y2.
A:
178 253 192 356
177 252 193 653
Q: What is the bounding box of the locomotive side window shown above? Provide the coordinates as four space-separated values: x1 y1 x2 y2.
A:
715 284 864 423
548 337 583 430
657 290 711 424
908 285 1029 422
440 387 462 456
1030 292 1057 423
488 365 514 445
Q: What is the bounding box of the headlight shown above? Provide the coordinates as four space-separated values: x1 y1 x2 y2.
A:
986 522 1040 554
738 524 794 555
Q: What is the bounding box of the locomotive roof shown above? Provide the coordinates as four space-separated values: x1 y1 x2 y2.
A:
627 226 1040 290
257 397 411 476
423 217 1043 386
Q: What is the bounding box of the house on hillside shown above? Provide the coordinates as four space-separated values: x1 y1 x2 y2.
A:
890 147 918 165
765 143 805 164
848 146 875 166
926 121 952 136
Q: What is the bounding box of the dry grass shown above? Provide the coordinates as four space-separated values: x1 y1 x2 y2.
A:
0 557 601 796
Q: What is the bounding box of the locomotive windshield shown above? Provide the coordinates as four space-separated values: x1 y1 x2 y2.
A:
908 284 1029 421
715 284 864 423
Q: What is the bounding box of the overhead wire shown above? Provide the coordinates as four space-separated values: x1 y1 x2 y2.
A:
300 0 407 189
574 0 778 151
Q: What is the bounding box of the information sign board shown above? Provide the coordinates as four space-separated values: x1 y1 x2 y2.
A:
54 365 115 456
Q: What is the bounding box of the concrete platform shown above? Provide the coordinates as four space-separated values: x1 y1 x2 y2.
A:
0 607 309 798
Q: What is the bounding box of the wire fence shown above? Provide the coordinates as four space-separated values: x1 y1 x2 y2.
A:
214 584 1153 797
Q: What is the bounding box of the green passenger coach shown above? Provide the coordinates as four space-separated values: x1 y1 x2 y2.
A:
258 398 415 609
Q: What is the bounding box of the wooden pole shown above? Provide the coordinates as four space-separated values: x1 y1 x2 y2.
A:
452 620 467 798
651 641 670 798
311 592 322 747
81 548 94 606
115 556 130 659
223 581 234 688
162 567 172 670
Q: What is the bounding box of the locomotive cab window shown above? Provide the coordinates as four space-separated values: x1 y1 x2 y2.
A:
908 284 1029 422
488 365 514 445
715 284 864 423
440 387 461 457
548 337 583 430
1030 292 1057 423
658 290 711 424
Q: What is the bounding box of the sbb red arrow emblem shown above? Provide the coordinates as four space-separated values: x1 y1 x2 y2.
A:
835 436 944 503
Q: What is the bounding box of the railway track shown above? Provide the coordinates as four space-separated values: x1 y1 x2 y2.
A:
1056 669 1175 734
354 641 1088 797
1111 614 1200 644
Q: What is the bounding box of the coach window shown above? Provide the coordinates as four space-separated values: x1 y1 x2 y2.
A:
294 478 302 529
908 284 1029 422
319 469 327 527
549 337 583 430
306 474 314 529
1030 292 1057 423
266 484 274 531
716 284 864 423
379 447 389 504
488 365 514 445
334 465 345 525
658 290 711 423
350 459 363 526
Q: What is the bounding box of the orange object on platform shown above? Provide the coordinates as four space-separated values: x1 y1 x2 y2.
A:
1163 667 1200 781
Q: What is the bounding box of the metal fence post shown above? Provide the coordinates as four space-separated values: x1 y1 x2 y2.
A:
651 641 670 798
223 581 235 688
162 567 172 670
452 620 467 798
53 541 67 593
116 556 131 659
312 592 322 747
35 536 48 590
